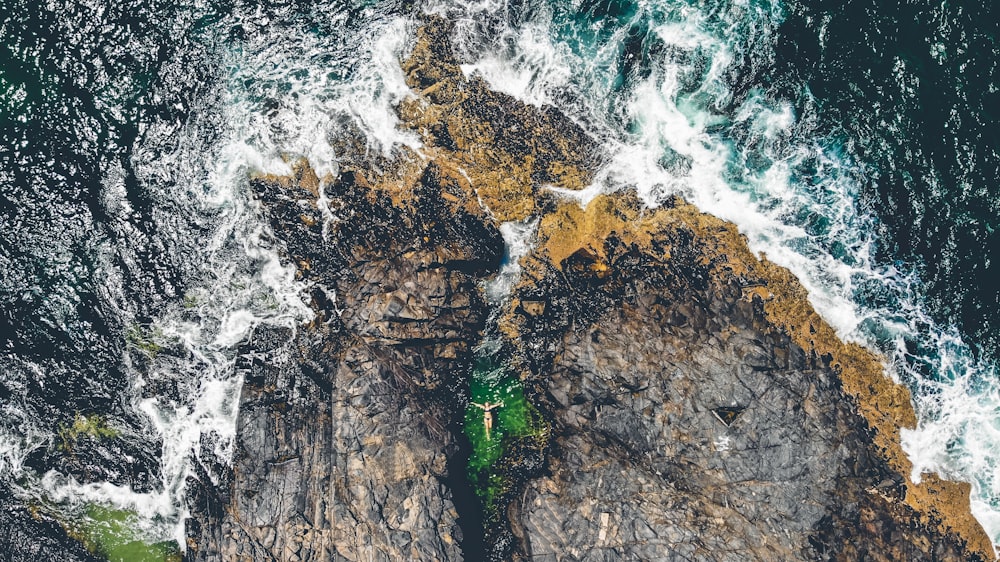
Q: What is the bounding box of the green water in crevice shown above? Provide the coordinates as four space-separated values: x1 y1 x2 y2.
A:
464 352 547 508
66 505 181 562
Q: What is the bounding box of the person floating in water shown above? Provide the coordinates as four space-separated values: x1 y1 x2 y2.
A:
472 401 504 440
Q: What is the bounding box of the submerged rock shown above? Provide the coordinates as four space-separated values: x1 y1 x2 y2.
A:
0 484 104 562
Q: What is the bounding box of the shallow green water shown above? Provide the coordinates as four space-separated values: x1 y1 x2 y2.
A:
70 505 180 562
464 353 546 506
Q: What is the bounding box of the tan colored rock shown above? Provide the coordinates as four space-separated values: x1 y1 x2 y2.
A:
505 192 995 561
394 16 598 222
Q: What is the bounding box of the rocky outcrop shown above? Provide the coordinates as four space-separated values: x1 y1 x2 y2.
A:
396 16 598 223
187 14 996 562
185 14 603 560
500 193 994 561
185 162 504 561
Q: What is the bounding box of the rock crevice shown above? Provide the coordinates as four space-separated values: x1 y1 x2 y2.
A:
186 15 995 562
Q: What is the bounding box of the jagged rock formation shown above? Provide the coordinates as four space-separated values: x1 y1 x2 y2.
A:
500 193 994 560
187 14 996 562
396 16 597 223
185 166 504 560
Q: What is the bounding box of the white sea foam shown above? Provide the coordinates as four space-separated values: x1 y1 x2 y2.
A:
40 472 181 543
484 218 540 302
459 22 571 108
118 14 421 545
900 329 1000 547
224 15 419 167
0 413 47 478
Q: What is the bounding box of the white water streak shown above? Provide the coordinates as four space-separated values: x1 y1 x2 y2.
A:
484 218 540 302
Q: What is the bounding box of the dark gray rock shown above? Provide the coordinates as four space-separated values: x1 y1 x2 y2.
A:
506 229 985 561
186 165 503 562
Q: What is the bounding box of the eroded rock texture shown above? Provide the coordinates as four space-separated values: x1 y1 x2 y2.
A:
396 16 598 222
186 165 503 561
502 194 992 561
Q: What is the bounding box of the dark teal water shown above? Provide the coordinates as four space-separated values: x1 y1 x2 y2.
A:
774 0 1000 359
2 0 999 551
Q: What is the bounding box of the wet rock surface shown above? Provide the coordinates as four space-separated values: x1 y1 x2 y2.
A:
0 484 104 562
396 16 598 222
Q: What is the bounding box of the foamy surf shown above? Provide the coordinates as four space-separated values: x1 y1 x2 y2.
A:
3 6 425 550
32 87 319 549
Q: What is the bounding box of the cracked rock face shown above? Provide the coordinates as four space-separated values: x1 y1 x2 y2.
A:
512 275 923 560
185 165 503 562
186 16 995 562
503 194 991 561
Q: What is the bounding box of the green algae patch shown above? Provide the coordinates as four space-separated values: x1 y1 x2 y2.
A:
67 505 181 562
125 325 165 357
464 353 547 508
58 413 120 451
64 413 119 440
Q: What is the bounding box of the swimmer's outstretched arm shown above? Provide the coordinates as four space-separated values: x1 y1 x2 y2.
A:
471 402 487 410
